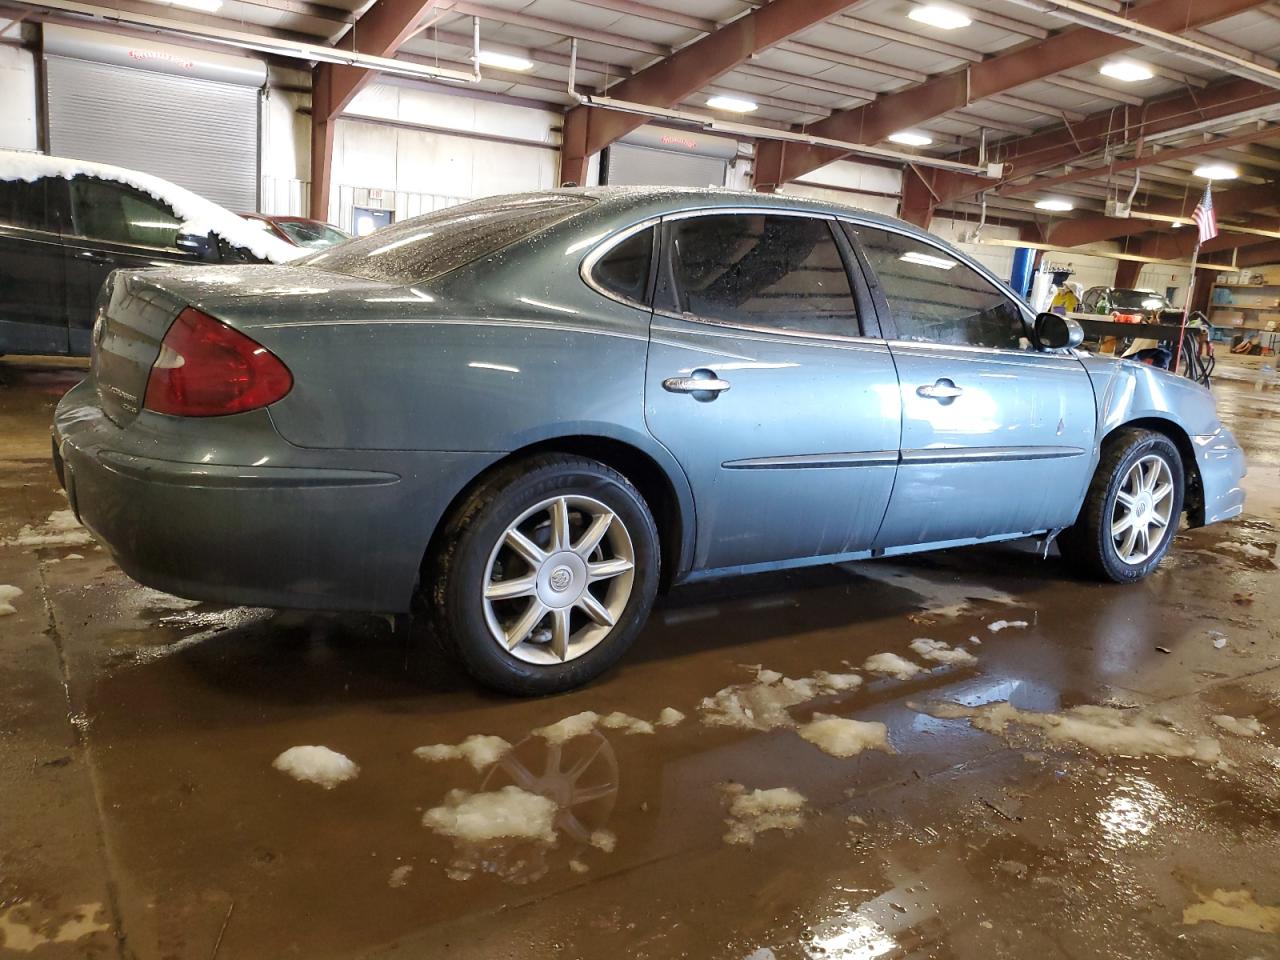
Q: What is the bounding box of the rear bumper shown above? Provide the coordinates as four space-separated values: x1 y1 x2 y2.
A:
53 380 498 612
1194 428 1246 525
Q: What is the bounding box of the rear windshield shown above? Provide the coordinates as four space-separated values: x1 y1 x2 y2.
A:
1111 289 1168 311
302 194 595 283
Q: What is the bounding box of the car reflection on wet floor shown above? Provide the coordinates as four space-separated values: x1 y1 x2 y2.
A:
2 356 1280 959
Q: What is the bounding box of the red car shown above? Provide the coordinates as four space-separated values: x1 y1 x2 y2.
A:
240 213 350 250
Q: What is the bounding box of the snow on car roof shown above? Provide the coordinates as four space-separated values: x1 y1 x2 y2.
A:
0 150 303 264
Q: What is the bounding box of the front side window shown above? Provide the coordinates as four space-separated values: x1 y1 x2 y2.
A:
69 177 182 248
591 226 653 305
669 213 859 337
0 178 49 231
847 224 1026 350
276 219 349 249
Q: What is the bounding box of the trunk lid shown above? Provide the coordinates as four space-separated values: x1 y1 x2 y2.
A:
90 264 399 426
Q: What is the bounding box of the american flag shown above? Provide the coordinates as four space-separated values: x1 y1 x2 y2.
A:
1192 183 1218 244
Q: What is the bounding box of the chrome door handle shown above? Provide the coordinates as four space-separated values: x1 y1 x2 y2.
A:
664 377 731 393
916 379 964 402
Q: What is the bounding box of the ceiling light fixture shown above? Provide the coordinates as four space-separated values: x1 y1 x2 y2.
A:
1194 163 1239 180
888 131 933 147
475 49 533 72
1035 199 1075 212
707 94 758 113
1099 60 1154 83
908 4 972 30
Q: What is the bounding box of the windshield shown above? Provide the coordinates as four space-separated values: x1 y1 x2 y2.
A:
302 194 596 283
277 219 349 249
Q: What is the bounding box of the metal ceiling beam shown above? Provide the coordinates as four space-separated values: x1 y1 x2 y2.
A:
925 77 1280 209
754 0 1270 194
559 0 873 187
1238 239 1280 267
1047 181 1280 246
1042 74 1145 107
998 124 1280 196
833 15 983 63
777 40 927 84
441 0 669 55
569 0 716 34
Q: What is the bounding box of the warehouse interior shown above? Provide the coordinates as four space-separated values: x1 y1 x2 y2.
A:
2 1 1280 957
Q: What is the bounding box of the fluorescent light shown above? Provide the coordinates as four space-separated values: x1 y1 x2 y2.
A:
171 0 222 10
1034 199 1074 212
1195 163 1238 180
707 95 758 113
1099 60 1154 83
476 50 533 72
900 251 957 270
888 131 933 147
908 5 972 29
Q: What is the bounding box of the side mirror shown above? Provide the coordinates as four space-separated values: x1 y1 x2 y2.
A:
176 230 219 262
1034 312 1084 351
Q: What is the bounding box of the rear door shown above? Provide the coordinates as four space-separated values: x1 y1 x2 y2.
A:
0 177 66 355
62 175 201 354
643 209 902 572
843 221 1096 549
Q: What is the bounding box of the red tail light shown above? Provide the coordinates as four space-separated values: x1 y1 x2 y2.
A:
143 307 293 417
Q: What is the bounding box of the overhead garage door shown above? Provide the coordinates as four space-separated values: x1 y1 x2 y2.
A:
603 125 738 189
44 25 264 212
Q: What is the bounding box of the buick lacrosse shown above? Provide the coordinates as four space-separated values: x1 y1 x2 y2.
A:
53 188 1246 693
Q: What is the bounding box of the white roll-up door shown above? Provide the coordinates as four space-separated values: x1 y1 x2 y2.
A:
604 143 727 189
43 25 263 211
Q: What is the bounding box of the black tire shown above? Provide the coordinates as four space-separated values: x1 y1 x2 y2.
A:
425 454 660 695
1057 428 1185 583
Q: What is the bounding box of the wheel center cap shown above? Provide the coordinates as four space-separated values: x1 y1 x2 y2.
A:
537 552 588 608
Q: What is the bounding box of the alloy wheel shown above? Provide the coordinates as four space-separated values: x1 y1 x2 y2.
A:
482 494 636 665
1110 454 1175 565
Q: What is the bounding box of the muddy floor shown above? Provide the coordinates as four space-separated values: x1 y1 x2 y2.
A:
2 355 1279 960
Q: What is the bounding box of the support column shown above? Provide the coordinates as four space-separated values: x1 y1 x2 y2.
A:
1114 258 1143 289
559 106 591 188
309 64 336 223
899 166 937 229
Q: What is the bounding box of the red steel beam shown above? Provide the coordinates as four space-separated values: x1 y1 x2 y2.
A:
1238 239 1280 267
999 124 1280 198
1047 182 1280 247
310 0 444 218
753 0 1270 190
558 0 870 187
1137 215 1280 260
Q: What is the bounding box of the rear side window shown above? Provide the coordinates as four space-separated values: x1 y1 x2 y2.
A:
669 214 859 337
0 178 49 231
591 226 653 305
304 194 596 284
847 224 1026 350
69 176 182 248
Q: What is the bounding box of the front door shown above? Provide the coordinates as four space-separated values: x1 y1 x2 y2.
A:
843 222 1096 549
62 176 200 354
644 211 902 572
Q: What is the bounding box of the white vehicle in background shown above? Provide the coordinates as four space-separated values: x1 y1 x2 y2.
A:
0 150 302 357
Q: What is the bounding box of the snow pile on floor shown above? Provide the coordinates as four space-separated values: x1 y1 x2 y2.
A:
272 746 360 788
421 786 558 844
0 585 22 616
4 509 93 549
656 707 686 727
722 785 808 845
532 710 653 743
842 562 1021 619
987 619 1029 633
1211 715 1264 738
387 865 413 888
909 638 977 666
812 671 864 692
0 150 302 264
1182 888 1280 933
863 652 923 680
920 701 1222 763
798 714 893 758
1214 541 1275 563
0 901 111 951
589 828 617 852
414 735 512 771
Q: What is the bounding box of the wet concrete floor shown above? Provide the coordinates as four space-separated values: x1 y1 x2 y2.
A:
2 355 1280 959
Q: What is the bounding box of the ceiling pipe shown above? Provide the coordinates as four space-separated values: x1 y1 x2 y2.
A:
997 0 1280 90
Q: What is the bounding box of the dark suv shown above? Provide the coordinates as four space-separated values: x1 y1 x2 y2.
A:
1 169 277 357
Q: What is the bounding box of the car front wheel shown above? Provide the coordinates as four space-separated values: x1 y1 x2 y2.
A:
426 454 660 695
1058 428 1185 583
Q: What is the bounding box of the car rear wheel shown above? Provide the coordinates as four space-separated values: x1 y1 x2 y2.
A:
1057 429 1184 583
426 454 660 695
